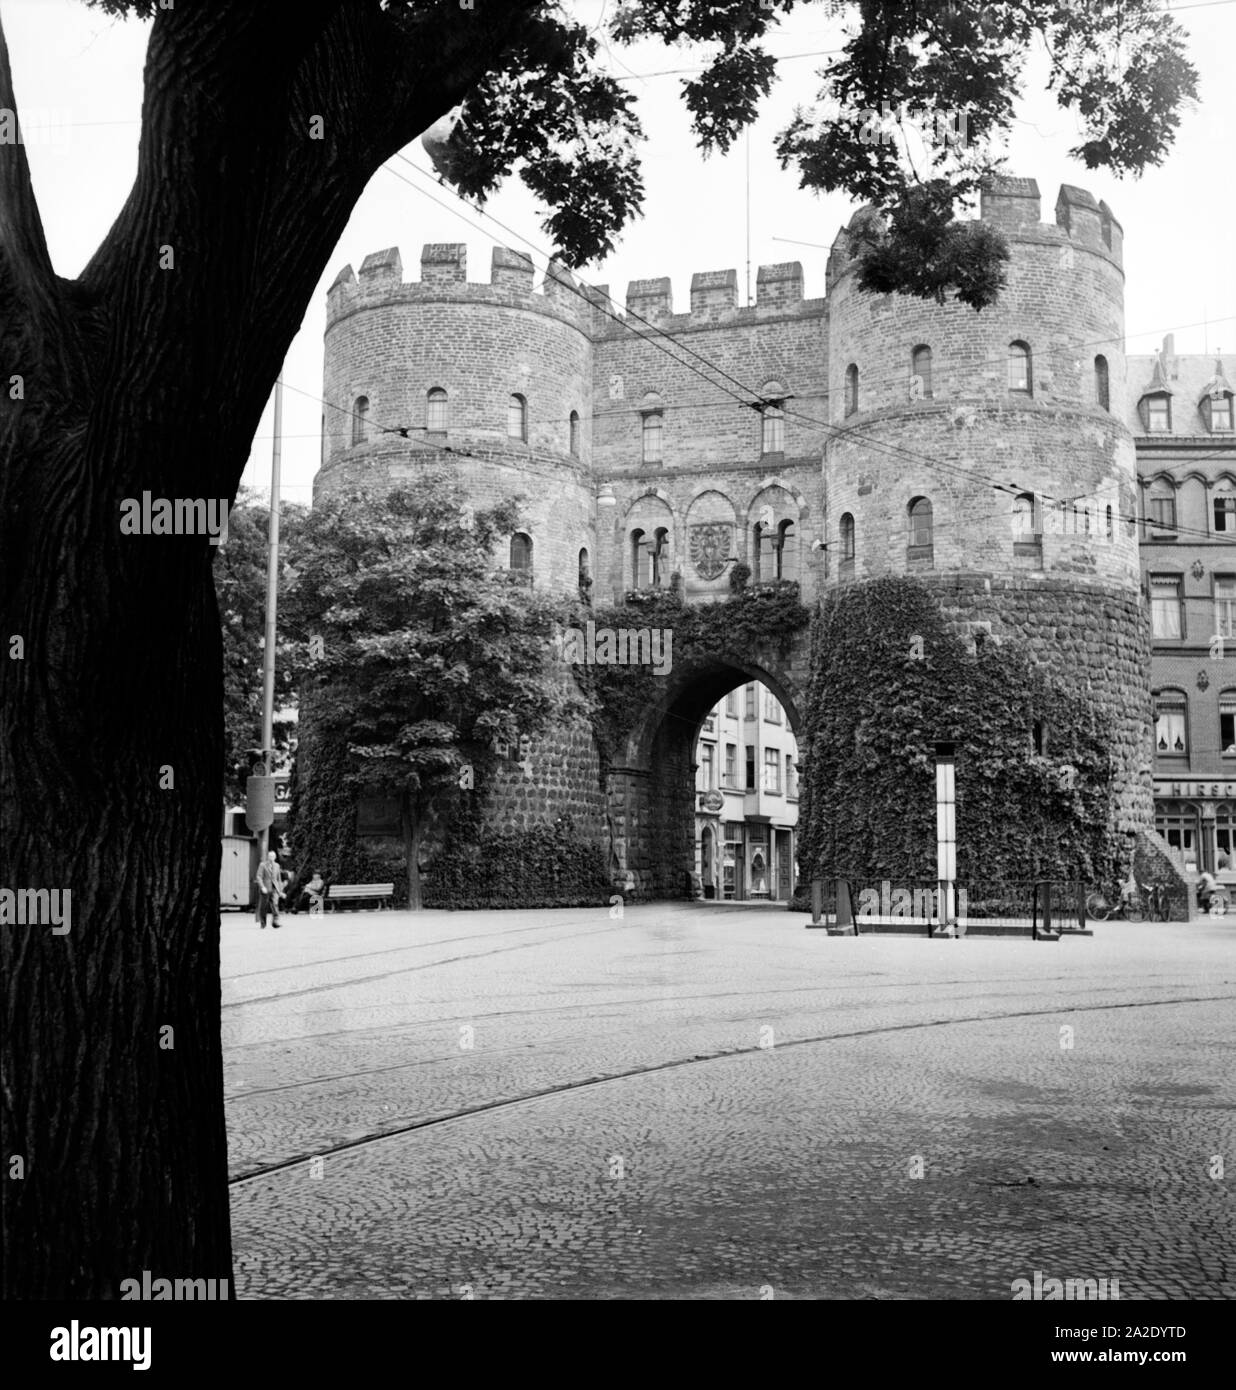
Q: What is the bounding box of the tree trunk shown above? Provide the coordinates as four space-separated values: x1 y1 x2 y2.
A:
403 795 423 912
0 0 546 1299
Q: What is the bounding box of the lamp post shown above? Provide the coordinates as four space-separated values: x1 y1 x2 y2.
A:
935 741 957 936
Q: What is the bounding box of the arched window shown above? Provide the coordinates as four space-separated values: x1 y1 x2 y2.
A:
1006 492 1034 550
642 410 663 464
844 364 859 417
761 403 785 455
507 393 527 441
1094 355 1110 412
320 413 326 465
751 520 765 581
1106 504 1114 540
352 395 370 445
1008 341 1032 394
1147 480 1177 533
651 527 669 586
630 528 646 588
908 497 933 559
509 532 533 585
839 512 855 568
569 410 581 456
578 546 591 601
426 388 447 433
774 519 795 580
911 345 933 400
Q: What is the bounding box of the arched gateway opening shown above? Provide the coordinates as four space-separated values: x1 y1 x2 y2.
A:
604 654 805 901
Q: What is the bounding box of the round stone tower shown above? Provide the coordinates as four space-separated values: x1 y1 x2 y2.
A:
314 244 610 874
823 176 1151 839
319 243 596 598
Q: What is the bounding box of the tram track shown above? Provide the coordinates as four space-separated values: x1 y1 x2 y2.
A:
227 988 1236 1187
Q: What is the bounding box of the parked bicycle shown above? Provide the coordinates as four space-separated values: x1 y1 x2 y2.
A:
1085 882 1169 921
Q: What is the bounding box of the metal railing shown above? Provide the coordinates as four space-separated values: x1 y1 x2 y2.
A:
808 876 1089 938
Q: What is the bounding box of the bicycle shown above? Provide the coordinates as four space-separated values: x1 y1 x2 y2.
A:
1085 884 1139 921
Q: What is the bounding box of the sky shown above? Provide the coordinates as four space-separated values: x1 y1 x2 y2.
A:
4 0 1235 509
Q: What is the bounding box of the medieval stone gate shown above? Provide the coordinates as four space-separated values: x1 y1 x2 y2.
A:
602 633 810 899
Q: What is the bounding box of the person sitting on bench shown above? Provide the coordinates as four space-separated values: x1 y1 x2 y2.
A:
300 871 326 915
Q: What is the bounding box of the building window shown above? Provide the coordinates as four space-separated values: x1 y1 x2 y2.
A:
642 411 663 464
1106 504 1114 540
1008 341 1032 394
844 364 859 417
764 689 781 723
509 533 533 585
630 529 646 588
763 747 782 793
1032 720 1047 756
700 742 716 790
724 743 737 786
1221 694 1236 755
745 744 756 790
745 684 756 719
1155 697 1188 754
911 345 933 399
1150 576 1183 638
908 497 933 560
352 395 370 445
1216 577 1236 638
1094 355 1110 412
1148 492 1177 533
761 403 785 454
426 388 447 433
1155 800 1198 871
786 755 798 799
569 410 581 456
1216 497 1236 534
1211 395 1234 432
773 519 794 580
1012 492 1041 555
1145 394 1171 432
507 393 527 440
839 512 855 572
1215 803 1236 866
578 547 591 602
726 690 738 718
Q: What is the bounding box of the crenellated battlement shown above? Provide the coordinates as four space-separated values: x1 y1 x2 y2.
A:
326 243 593 332
825 176 1122 291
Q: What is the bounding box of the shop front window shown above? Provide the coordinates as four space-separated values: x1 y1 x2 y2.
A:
1155 800 1199 872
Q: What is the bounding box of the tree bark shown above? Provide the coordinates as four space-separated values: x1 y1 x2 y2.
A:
0 0 540 1297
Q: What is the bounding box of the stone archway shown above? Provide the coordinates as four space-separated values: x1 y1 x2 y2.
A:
604 642 808 899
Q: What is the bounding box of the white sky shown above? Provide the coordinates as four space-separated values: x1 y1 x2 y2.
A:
5 0 1234 508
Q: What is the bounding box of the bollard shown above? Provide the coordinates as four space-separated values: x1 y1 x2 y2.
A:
806 876 826 929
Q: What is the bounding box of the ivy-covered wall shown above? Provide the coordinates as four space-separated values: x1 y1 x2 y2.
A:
797 576 1128 889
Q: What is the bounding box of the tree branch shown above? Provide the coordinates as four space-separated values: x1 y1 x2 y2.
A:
0 6 56 319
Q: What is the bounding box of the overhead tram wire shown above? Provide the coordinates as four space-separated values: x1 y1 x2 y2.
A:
274 158 1236 553
390 152 1236 484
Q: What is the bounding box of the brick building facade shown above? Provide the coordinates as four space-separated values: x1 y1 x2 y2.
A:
313 174 1178 899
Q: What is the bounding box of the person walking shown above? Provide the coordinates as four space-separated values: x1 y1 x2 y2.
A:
256 850 285 929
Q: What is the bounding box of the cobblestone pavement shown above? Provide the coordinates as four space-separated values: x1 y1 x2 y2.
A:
223 903 1236 1299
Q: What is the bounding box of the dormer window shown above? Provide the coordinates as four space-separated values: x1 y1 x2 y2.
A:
1145 395 1171 432
1200 359 1234 433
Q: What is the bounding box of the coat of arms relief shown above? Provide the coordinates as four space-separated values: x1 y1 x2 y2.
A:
688 522 732 581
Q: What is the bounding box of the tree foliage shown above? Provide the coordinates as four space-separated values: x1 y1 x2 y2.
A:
81 0 1197 306
282 474 579 906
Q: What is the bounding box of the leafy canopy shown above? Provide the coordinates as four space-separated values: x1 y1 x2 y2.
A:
83 0 1197 309
283 473 579 811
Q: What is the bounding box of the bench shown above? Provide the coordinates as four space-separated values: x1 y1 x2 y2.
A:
325 883 395 912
